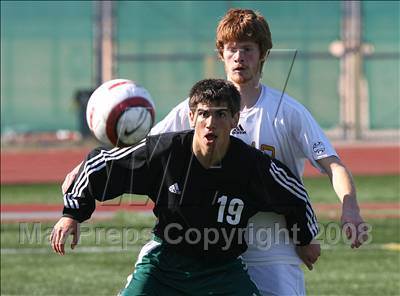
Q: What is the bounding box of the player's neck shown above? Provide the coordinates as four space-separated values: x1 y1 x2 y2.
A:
192 140 229 169
231 79 262 110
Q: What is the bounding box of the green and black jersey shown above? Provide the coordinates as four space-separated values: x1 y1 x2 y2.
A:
63 130 317 262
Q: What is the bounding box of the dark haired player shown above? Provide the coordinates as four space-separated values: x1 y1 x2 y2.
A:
51 79 318 295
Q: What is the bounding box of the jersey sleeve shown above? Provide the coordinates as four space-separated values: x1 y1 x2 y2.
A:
285 99 338 173
251 153 319 245
149 98 191 135
62 140 155 222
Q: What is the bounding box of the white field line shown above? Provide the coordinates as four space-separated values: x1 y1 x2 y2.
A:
1 245 142 255
1 243 399 255
1 210 153 222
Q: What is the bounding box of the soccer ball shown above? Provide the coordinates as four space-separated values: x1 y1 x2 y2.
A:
86 79 155 147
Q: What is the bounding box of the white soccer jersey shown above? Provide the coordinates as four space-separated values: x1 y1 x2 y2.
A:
150 83 337 265
149 99 191 135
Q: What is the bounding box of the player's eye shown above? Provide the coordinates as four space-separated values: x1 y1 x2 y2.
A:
224 47 255 56
217 110 227 118
198 110 210 118
224 47 240 55
203 111 211 118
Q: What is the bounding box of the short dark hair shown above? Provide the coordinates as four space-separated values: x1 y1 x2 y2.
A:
189 79 241 115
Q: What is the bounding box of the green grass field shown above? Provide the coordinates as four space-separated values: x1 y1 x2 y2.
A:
1 176 399 295
2 175 399 204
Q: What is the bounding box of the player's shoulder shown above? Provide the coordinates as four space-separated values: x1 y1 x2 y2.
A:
230 136 269 162
147 130 192 156
172 98 190 113
166 97 190 123
261 84 308 113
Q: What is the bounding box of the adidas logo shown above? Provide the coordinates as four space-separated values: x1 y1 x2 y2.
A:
231 124 246 135
168 183 181 194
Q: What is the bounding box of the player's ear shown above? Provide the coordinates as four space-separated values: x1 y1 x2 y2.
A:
189 110 196 128
216 48 224 61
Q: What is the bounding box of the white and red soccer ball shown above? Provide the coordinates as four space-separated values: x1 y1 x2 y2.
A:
86 79 155 147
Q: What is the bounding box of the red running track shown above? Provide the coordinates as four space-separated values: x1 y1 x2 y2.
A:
1 145 399 184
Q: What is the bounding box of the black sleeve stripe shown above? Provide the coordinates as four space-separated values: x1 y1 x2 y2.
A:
270 162 309 201
84 145 132 166
306 213 318 236
270 161 307 193
308 212 318 234
63 195 70 208
269 165 318 237
63 194 78 209
270 162 317 226
64 141 146 209
269 165 313 212
82 138 145 169
308 221 319 236
72 142 146 198
70 151 124 199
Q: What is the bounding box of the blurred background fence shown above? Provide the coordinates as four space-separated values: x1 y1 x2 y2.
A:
1 1 399 142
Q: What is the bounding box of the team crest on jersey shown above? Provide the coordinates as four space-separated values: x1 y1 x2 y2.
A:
312 141 325 155
231 124 246 135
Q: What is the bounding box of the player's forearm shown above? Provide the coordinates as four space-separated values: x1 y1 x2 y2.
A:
330 161 360 213
61 147 130 222
318 156 360 210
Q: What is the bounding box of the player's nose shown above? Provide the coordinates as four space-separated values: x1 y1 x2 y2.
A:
205 114 216 128
233 50 245 62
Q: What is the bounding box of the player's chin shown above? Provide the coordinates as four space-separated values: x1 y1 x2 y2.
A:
229 73 250 84
204 136 217 146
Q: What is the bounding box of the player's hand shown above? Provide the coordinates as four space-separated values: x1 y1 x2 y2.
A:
296 240 321 271
341 204 368 249
62 162 83 194
50 217 80 255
